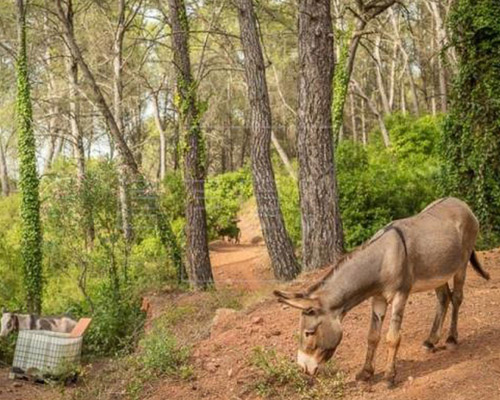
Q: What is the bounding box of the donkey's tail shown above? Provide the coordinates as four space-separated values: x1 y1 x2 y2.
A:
470 250 490 280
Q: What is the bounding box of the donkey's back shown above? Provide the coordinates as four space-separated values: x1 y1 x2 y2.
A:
392 197 481 292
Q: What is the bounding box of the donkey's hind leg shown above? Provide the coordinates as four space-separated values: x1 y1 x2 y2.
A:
446 268 466 349
423 283 451 351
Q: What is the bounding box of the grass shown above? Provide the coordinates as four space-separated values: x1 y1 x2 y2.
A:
250 347 344 400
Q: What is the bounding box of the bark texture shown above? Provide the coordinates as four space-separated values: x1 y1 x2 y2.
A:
168 0 213 289
297 0 343 270
236 0 300 280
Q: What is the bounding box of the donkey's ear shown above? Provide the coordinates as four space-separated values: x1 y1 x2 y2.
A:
273 290 320 311
273 290 306 300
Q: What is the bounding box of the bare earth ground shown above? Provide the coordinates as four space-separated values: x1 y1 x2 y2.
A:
1 205 500 399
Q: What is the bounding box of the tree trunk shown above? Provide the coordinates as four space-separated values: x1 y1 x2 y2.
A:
352 79 391 147
236 0 300 280
113 0 133 244
298 0 343 270
152 92 167 181
64 0 94 247
16 0 43 314
271 132 297 181
168 0 213 289
374 35 391 115
0 139 9 196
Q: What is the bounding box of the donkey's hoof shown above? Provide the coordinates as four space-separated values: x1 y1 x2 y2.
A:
422 340 436 352
355 369 373 382
383 377 396 389
446 336 458 350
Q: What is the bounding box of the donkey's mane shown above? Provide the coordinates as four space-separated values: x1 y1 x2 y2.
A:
305 224 397 296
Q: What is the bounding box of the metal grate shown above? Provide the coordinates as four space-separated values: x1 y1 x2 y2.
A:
10 330 83 379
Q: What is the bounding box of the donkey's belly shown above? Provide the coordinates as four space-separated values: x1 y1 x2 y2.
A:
411 274 454 293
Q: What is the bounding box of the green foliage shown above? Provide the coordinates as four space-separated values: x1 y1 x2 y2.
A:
276 174 301 247
338 114 441 248
80 282 145 356
332 25 353 142
250 347 344 400
205 169 253 239
441 0 500 247
274 114 441 250
139 315 192 378
16 6 43 314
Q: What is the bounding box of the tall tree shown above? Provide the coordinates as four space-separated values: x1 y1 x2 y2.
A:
15 0 43 313
63 0 94 246
167 0 213 289
55 0 186 283
297 0 342 270
441 0 500 241
332 0 396 140
236 0 300 280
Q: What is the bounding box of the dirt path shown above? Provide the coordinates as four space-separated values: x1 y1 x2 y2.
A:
210 203 273 291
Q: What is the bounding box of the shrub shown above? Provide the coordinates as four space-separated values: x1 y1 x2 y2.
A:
139 316 192 378
205 168 253 240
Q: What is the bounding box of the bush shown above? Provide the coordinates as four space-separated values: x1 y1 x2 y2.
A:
139 315 192 378
205 169 253 239
80 282 145 357
271 114 442 250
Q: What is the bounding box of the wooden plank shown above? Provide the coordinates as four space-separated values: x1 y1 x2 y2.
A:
69 318 92 338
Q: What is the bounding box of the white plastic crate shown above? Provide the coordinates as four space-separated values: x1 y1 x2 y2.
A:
10 330 83 379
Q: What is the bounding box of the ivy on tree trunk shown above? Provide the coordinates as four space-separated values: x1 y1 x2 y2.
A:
441 0 500 246
15 0 43 314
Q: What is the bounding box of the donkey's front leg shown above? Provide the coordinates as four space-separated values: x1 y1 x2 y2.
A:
383 292 408 388
356 296 387 381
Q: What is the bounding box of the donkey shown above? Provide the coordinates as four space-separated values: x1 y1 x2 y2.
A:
0 309 77 337
274 197 490 387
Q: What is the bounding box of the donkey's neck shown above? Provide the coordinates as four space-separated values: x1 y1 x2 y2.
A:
320 247 384 314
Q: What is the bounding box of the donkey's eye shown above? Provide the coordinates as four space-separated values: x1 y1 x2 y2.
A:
302 308 316 316
304 330 315 337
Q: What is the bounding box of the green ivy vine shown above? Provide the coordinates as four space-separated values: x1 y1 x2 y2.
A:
440 0 500 246
16 5 43 313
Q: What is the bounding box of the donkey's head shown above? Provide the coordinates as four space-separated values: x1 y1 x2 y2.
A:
0 309 17 337
274 290 342 375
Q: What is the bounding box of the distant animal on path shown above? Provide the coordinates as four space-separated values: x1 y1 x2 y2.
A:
0 309 77 337
218 225 241 244
274 197 490 387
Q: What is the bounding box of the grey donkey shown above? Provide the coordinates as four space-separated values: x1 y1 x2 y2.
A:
274 197 490 387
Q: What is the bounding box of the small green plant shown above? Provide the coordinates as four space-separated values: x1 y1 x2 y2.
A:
249 347 344 399
139 316 192 379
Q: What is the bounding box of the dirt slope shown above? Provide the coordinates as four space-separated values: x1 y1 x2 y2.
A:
146 212 500 400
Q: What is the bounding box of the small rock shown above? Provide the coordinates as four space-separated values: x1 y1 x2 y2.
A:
252 316 263 324
281 305 289 310
205 362 219 372
191 384 198 390
408 376 414 384
228 368 234 378
270 329 281 336
12 382 22 388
